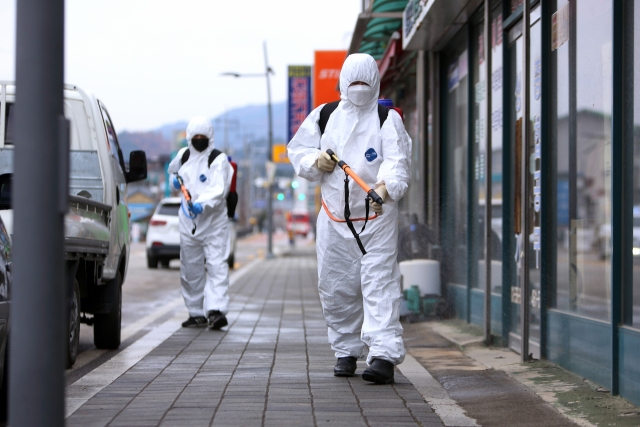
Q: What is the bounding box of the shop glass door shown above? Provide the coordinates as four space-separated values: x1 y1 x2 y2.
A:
507 4 542 357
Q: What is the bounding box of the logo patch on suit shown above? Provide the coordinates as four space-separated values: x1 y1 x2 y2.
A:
199 174 207 182
365 148 378 162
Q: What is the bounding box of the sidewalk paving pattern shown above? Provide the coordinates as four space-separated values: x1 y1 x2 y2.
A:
67 254 444 427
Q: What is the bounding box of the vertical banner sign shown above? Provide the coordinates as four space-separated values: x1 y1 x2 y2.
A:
313 51 347 108
288 65 312 142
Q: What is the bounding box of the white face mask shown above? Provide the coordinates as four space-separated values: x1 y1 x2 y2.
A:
347 84 373 106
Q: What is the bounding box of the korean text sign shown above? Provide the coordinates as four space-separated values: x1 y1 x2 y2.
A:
288 65 312 142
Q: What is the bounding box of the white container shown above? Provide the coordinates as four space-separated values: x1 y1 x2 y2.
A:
399 259 441 296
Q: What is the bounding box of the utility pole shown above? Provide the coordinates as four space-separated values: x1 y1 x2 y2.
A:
264 41 274 258
220 42 275 257
10 0 68 425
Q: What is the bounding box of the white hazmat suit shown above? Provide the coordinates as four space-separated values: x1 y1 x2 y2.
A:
287 54 412 365
168 117 233 318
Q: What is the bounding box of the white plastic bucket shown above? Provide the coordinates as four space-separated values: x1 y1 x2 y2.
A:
399 259 441 296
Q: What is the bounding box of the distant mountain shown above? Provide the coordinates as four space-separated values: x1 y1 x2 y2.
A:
120 101 287 160
118 130 172 159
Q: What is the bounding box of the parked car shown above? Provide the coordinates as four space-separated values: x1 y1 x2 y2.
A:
286 209 311 238
0 81 147 368
146 197 180 268
146 197 237 269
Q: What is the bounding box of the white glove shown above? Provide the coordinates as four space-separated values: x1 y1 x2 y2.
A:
316 151 336 172
370 185 388 215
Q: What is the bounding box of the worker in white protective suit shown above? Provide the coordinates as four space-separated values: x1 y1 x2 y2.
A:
168 116 234 330
287 53 412 384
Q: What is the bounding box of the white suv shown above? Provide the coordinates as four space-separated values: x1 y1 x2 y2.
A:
146 197 237 269
146 197 181 268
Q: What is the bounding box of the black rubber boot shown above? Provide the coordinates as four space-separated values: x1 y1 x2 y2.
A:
334 357 357 377
182 316 207 328
362 359 395 384
208 310 228 330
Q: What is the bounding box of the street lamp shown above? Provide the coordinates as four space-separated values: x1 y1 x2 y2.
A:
221 41 275 258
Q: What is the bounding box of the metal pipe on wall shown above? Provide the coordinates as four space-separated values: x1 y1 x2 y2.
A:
520 0 532 362
428 51 440 235
417 50 427 224
9 0 67 425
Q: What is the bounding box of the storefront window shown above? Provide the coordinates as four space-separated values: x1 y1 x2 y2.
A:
401 76 422 221
490 6 504 294
442 28 469 288
471 19 485 290
553 0 613 322
528 15 542 343
504 6 542 348
474 6 506 296
507 21 523 336
631 4 640 328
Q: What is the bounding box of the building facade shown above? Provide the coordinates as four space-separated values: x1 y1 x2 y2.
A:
348 0 640 406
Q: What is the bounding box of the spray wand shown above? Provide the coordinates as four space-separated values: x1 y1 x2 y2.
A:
175 173 197 235
326 149 384 205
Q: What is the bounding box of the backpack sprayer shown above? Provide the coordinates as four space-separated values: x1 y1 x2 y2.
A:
325 149 384 255
175 173 197 235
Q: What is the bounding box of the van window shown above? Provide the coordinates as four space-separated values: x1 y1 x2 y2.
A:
4 103 15 144
98 103 126 174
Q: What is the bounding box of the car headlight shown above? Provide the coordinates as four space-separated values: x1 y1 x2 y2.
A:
633 247 640 256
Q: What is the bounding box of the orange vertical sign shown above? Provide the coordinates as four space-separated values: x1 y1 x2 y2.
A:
313 50 347 109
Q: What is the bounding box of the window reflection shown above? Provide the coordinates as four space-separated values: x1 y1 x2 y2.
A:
443 29 469 290
553 0 613 322
631 3 640 328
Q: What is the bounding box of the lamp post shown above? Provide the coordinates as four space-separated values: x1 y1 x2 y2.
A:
11 0 67 425
221 41 275 258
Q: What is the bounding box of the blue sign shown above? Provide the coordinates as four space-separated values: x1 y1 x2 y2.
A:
365 148 378 162
557 180 569 226
288 66 312 141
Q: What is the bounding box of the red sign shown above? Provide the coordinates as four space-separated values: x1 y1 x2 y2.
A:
313 51 347 108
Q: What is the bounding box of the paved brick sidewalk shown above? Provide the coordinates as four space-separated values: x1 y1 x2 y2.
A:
67 253 444 427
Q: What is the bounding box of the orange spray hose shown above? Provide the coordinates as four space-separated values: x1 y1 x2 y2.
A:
325 149 384 205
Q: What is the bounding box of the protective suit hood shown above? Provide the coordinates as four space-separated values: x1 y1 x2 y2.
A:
186 116 215 154
339 53 380 111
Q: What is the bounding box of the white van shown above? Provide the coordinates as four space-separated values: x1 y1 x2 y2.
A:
0 81 147 367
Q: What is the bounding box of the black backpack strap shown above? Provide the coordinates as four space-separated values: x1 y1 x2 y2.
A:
180 148 190 165
208 149 222 167
318 100 341 136
181 148 223 168
378 103 389 127
319 101 388 135
342 171 369 256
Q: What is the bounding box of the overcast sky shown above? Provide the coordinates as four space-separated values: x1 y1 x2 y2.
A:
0 0 358 131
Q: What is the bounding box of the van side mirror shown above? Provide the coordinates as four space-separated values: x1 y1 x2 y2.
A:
126 151 147 183
0 174 12 210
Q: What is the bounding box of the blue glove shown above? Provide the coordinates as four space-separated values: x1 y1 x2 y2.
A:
191 203 203 215
172 177 181 190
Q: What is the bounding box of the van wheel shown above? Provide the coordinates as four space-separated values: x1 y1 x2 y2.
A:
147 255 158 269
161 259 170 268
66 278 81 368
94 272 122 349
228 253 235 270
